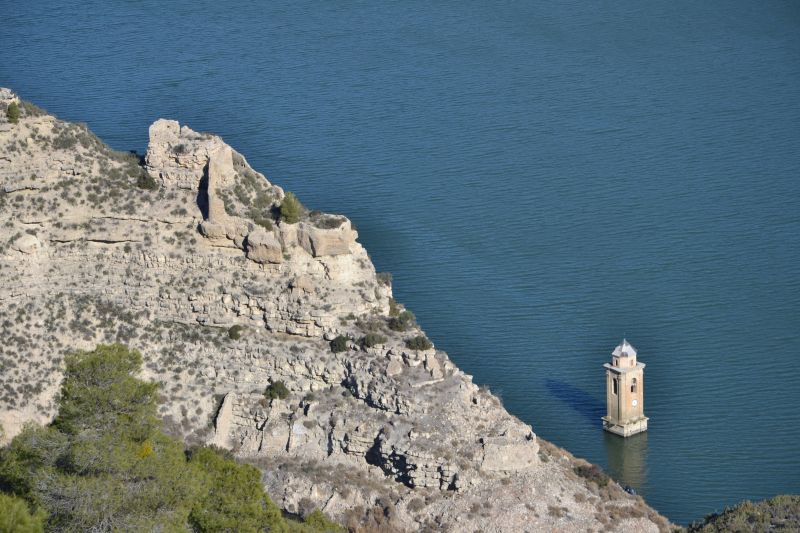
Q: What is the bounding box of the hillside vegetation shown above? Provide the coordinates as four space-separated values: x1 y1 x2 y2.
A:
686 494 800 533
0 344 343 532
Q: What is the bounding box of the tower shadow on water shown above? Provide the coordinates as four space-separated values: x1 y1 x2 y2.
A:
545 379 649 492
545 378 605 424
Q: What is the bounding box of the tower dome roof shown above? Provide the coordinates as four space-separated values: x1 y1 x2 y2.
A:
612 339 637 358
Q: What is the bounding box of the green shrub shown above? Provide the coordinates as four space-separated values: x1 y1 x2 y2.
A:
0 344 342 532
388 310 415 332
309 211 345 230
362 332 387 348
573 464 609 487
377 272 392 287
136 172 158 191
253 217 273 230
6 102 20 124
252 191 272 210
0 492 45 533
228 325 244 340
304 509 346 532
0 344 200 530
388 297 400 317
687 494 800 533
279 192 302 224
53 344 160 439
265 381 290 400
355 317 382 333
52 129 77 150
330 335 349 353
405 335 432 351
188 447 284 532
406 498 425 513
21 100 45 117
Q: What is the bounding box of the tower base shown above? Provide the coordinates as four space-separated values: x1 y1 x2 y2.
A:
602 416 648 437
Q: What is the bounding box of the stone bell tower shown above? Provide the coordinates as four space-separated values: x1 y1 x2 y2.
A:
602 339 648 437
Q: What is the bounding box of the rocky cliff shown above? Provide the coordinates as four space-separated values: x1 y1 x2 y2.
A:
0 90 669 532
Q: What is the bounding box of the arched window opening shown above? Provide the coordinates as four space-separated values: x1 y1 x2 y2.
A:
631 378 637 393
612 378 618 395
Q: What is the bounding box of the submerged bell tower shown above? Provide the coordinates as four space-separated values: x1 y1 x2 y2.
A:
602 339 648 437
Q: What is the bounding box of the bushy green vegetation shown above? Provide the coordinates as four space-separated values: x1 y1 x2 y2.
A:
0 492 45 533
253 216 274 230
573 463 609 487
53 343 159 438
376 272 392 287
303 510 345 532
388 297 400 317
265 380 290 400
362 332 387 348
308 211 345 230
187 446 285 531
136 172 158 191
21 100 45 117
228 324 245 340
687 494 800 532
280 192 303 224
330 335 349 353
388 310 415 332
405 335 432 351
5 102 20 124
0 344 340 532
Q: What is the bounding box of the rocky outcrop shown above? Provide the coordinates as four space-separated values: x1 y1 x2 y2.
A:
293 220 357 257
145 118 236 190
245 228 283 264
9 234 41 254
0 92 670 532
0 88 19 106
210 392 236 448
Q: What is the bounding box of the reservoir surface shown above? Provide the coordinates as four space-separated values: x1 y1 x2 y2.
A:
3 0 799 524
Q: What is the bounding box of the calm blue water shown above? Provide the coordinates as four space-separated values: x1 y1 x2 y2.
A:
3 0 799 525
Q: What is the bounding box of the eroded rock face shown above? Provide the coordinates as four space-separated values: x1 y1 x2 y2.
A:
210 392 235 448
0 88 19 107
296 221 357 257
246 229 283 264
145 119 235 190
481 433 538 472
278 220 358 258
10 234 41 254
0 93 669 533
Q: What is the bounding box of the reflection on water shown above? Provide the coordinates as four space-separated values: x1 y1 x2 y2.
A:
604 431 648 493
546 377 649 492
